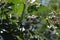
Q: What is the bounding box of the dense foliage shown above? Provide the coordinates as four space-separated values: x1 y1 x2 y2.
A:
0 0 60 40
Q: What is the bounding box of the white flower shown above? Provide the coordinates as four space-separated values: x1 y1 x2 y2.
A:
22 27 25 32
2 29 6 31
48 16 52 18
28 16 31 18
10 14 12 18
28 0 36 3
56 32 59 35
28 15 37 18
8 6 12 9
47 25 52 29
0 31 3 33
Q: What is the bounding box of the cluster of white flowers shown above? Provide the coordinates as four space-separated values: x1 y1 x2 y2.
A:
28 15 38 19
0 29 6 33
19 27 25 32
